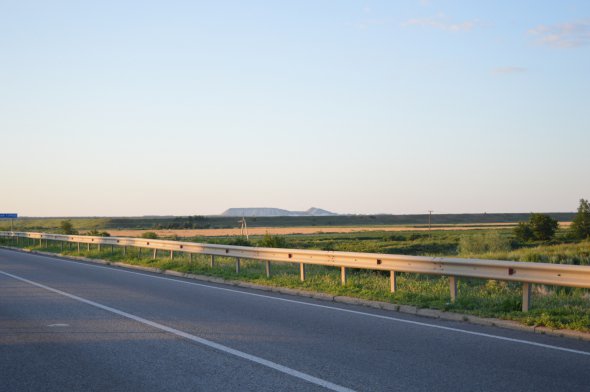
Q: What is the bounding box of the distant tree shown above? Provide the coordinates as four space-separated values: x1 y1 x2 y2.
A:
513 222 534 242
59 220 78 235
513 213 558 242
571 199 590 240
529 213 559 241
529 214 559 241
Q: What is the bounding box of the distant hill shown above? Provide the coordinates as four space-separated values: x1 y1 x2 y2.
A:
221 207 337 217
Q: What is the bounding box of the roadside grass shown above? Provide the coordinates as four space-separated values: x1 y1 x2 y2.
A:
2 235 589 332
463 241 590 266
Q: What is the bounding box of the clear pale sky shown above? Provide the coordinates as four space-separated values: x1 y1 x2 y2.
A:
1 1 589 216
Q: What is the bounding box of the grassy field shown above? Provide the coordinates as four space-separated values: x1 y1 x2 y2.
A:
0 212 576 232
2 228 589 332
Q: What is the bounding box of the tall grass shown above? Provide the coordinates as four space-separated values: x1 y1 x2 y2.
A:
469 241 590 266
458 231 512 256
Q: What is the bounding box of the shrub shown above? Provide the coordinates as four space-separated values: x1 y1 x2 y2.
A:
141 231 159 239
258 233 288 248
59 220 78 235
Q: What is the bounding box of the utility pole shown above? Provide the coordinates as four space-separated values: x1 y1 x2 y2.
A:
428 210 433 237
239 217 249 240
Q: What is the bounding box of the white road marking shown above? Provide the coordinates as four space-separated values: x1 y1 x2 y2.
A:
0 269 355 392
4 248 590 357
47 323 69 327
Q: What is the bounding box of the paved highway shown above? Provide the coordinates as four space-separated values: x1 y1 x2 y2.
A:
1 248 589 391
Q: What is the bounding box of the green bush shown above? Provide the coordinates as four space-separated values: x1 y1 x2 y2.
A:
59 220 78 235
141 231 159 239
257 233 288 248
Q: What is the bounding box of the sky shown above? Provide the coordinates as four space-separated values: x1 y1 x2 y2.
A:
1 1 589 216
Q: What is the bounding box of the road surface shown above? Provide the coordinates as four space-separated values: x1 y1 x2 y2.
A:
1 248 589 391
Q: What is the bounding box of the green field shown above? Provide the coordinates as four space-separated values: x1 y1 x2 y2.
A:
0 212 576 232
2 226 589 332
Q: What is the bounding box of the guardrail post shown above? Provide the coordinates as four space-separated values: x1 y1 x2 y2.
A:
449 276 457 302
390 271 397 293
189 253 194 263
98 244 101 252
265 261 271 278
152 249 157 260
87 243 90 251
170 250 174 260
123 246 127 256
341 266 347 285
235 258 241 274
522 282 531 312
61 242 64 251
300 263 306 282
77 243 80 254
210 255 215 268
138 247 142 257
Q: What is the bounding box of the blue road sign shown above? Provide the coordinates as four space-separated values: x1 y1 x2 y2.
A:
0 213 18 219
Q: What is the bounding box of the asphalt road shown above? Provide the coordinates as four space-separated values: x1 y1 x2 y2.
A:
1 248 589 391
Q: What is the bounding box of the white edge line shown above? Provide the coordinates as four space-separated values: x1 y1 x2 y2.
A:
0 269 356 392
4 248 590 357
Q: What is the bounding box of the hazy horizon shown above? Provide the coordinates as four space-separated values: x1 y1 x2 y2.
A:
8 208 579 219
2 1 589 216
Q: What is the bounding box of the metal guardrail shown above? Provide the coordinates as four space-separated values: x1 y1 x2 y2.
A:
2 231 589 312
